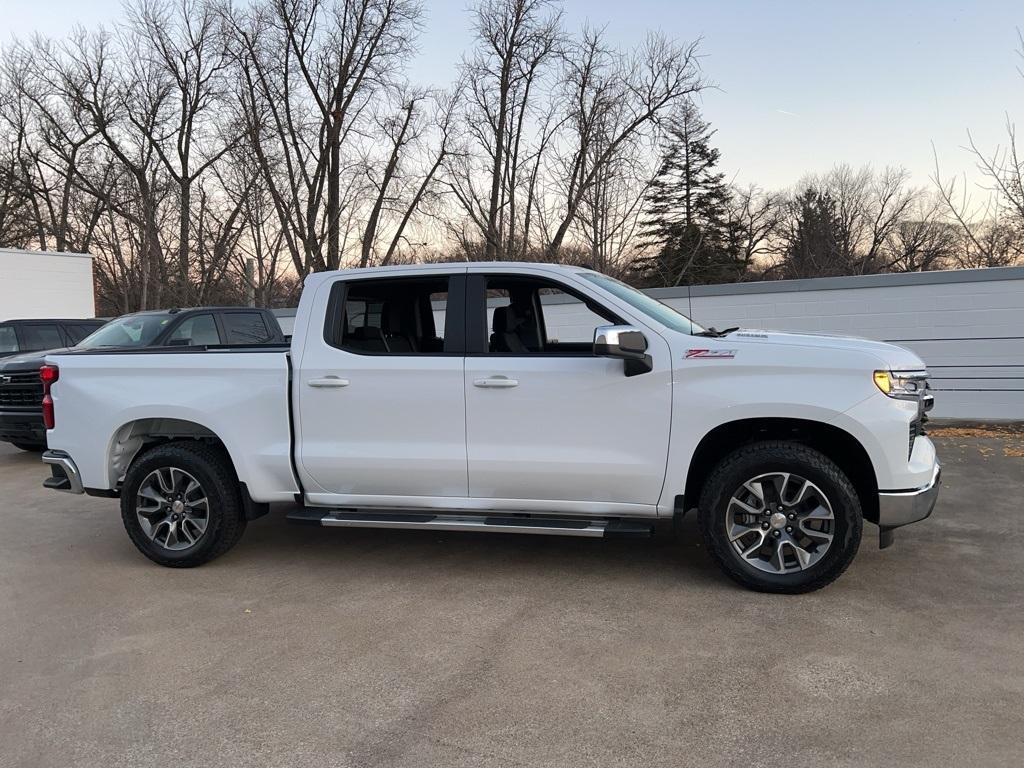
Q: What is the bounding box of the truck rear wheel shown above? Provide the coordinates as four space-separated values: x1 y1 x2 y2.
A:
698 441 863 593
120 442 246 568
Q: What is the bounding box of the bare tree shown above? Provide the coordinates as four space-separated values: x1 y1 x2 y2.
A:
357 89 457 267
127 0 237 301
933 153 1024 269
452 0 561 259
880 193 958 272
724 184 782 278
543 30 705 259
226 0 421 277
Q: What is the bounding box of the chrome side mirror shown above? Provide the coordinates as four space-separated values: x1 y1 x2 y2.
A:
594 325 653 376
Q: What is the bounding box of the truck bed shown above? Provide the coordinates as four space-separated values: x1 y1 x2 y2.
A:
45 346 298 502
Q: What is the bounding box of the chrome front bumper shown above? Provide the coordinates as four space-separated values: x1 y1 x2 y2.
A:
878 463 941 530
41 450 84 494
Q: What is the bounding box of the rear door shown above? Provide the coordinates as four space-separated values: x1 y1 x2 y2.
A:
294 272 469 504
463 271 673 512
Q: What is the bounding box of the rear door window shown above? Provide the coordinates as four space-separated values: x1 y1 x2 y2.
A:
168 314 221 346
221 312 273 345
19 323 65 351
328 276 455 355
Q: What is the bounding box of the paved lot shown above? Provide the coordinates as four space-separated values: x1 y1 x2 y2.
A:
1 429 1022 768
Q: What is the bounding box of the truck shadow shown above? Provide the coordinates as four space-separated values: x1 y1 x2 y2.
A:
224 509 726 590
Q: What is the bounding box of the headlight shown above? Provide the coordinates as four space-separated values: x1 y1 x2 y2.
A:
873 370 928 401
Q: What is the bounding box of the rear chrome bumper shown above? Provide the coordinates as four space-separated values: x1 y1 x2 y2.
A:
41 450 84 494
878 463 941 529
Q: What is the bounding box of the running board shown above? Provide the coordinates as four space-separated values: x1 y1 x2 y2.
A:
286 508 653 538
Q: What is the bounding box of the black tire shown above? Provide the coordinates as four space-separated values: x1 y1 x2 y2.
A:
120 441 247 568
12 441 46 452
697 441 863 594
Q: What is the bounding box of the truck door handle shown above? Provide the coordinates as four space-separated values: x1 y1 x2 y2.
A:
473 376 518 388
307 376 350 388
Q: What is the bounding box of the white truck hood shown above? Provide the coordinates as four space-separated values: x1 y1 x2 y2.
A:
725 329 925 370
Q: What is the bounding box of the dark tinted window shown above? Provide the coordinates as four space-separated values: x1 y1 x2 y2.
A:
168 314 220 346
479 276 618 355
63 323 103 345
330 277 451 355
20 323 65 351
221 312 272 345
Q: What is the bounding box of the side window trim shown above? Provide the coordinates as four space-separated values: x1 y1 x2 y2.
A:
322 274 467 356
465 272 624 356
211 313 229 345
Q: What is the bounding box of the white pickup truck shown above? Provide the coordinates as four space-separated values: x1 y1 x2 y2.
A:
40 263 940 592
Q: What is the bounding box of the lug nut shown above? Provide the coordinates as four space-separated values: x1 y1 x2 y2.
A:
773 530 781 538
788 513 796 520
786 526 793 533
761 522 770 530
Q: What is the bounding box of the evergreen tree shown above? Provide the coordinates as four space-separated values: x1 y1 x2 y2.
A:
634 101 742 286
780 188 845 279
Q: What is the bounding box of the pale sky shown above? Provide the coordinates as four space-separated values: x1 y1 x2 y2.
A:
2 0 1021 193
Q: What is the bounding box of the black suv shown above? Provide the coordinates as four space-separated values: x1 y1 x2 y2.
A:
0 307 284 451
0 318 107 360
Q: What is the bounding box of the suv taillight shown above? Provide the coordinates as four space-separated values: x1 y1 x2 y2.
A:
40 364 59 429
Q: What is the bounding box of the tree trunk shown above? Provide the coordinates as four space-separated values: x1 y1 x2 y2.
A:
179 178 191 300
326 118 341 270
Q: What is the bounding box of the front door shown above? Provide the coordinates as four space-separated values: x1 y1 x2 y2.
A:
463 272 673 514
294 272 469 504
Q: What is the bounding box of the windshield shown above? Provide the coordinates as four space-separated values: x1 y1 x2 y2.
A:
78 313 174 349
581 273 705 335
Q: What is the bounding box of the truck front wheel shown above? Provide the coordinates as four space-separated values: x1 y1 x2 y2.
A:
698 441 863 593
120 442 247 568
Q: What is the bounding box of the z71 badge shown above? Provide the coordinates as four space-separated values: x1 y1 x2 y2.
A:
685 349 737 359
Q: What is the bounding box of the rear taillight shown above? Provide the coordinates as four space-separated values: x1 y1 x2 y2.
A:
40 364 59 430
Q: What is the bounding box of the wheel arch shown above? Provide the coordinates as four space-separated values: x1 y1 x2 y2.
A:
682 417 880 524
106 417 267 520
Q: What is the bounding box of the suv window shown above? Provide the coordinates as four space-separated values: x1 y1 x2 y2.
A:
478 276 619 355
0 326 18 354
78 313 173 349
63 322 103 345
168 314 221 346
329 276 453 355
20 323 65 351
221 312 272 345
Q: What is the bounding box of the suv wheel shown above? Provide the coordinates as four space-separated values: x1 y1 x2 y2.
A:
698 441 863 593
120 442 246 567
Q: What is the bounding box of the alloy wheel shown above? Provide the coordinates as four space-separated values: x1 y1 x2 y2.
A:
725 472 835 574
135 467 210 551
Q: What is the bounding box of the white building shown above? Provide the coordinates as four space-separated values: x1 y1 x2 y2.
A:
0 248 96 321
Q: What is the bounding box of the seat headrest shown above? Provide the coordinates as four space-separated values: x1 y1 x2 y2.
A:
492 305 510 334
